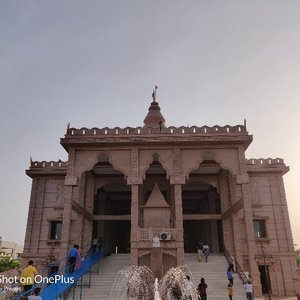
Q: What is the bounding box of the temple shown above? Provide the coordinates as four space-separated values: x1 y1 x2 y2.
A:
24 93 298 297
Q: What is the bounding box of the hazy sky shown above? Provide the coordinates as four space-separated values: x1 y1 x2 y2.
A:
0 1 299 247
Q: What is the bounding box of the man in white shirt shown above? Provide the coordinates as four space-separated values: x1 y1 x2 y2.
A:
243 280 253 300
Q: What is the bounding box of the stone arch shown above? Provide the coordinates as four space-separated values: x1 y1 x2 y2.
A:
184 149 239 181
140 151 173 181
75 151 131 254
140 155 171 228
142 158 169 201
74 151 130 181
213 150 239 176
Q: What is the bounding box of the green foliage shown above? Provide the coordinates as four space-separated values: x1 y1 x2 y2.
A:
296 248 300 268
0 256 21 273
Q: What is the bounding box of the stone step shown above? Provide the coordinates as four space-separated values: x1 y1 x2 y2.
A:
185 253 246 298
66 254 131 300
67 253 248 299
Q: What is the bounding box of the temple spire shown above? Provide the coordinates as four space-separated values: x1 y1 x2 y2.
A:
143 86 166 129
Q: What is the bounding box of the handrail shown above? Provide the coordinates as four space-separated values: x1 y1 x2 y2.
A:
71 257 100 300
13 247 103 300
223 246 250 284
40 251 103 300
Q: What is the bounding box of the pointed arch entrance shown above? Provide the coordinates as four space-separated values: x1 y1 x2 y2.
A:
182 160 225 253
91 156 131 254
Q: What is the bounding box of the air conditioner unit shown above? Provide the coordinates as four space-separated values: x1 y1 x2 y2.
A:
159 232 172 241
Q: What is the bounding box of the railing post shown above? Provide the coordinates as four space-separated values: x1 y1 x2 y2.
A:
79 275 83 300
88 269 92 288
97 257 100 274
72 281 76 300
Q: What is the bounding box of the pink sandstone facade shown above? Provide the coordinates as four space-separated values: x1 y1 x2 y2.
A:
23 97 299 297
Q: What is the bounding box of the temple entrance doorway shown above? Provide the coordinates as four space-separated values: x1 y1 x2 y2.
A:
182 160 224 253
183 220 224 253
259 265 272 295
91 154 131 254
93 220 131 254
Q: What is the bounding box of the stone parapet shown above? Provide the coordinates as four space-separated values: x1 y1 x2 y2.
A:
246 158 289 174
26 160 68 177
61 125 252 151
65 124 248 137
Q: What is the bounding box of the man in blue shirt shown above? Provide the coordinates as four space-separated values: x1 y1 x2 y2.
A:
68 244 79 274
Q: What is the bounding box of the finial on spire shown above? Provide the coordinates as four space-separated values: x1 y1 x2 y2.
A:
29 156 33 165
244 118 247 126
67 122 71 129
152 85 158 102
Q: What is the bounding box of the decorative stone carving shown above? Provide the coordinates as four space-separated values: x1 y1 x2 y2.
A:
143 183 171 228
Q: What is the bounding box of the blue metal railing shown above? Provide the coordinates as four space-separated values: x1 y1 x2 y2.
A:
40 251 103 300
13 250 103 300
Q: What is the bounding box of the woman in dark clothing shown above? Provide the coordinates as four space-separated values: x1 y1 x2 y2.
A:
197 277 208 300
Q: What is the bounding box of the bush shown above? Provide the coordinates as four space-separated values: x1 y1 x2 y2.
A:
296 248 300 268
0 256 21 272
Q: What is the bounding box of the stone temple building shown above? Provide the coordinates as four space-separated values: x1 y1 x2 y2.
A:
23 93 298 297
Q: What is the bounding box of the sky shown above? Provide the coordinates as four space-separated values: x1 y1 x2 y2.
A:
0 1 299 248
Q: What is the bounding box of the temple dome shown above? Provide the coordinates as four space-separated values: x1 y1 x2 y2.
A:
143 100 166 129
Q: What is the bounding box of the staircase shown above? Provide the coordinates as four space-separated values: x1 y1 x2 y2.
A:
67 253 246 300
67 254 131 300
185 253 246 299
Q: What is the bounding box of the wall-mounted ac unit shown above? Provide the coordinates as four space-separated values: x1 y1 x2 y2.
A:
159 232 172 241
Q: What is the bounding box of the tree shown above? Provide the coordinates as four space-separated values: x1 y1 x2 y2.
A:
296 248 300 268
0 256 21 273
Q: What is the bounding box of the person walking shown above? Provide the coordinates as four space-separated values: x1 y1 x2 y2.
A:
202 243 210 263
75 246 83 270
68 244 78 274
20 260 38 294
91 238 98 253
184 275 193 300
227 266 234 285
197 240 204 262
98 236 103 251
244 280 253 300
227 282 233 300
197 277 207 300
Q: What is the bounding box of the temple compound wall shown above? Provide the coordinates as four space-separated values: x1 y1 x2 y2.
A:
23 100 299 297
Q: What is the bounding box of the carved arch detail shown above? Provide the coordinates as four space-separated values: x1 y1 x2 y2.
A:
140 151 173 180
73 151 130 180
183 149 239 180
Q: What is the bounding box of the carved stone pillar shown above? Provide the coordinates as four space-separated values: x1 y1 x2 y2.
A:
128 148 141 266
228 175 243 264
174 184 184 265
170 149 185 266
130 184 139 265
237 148 262 296
84 172 95 246
240 181 262 296
60 149 77 261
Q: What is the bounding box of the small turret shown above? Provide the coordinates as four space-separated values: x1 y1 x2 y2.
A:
143 86 166 129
